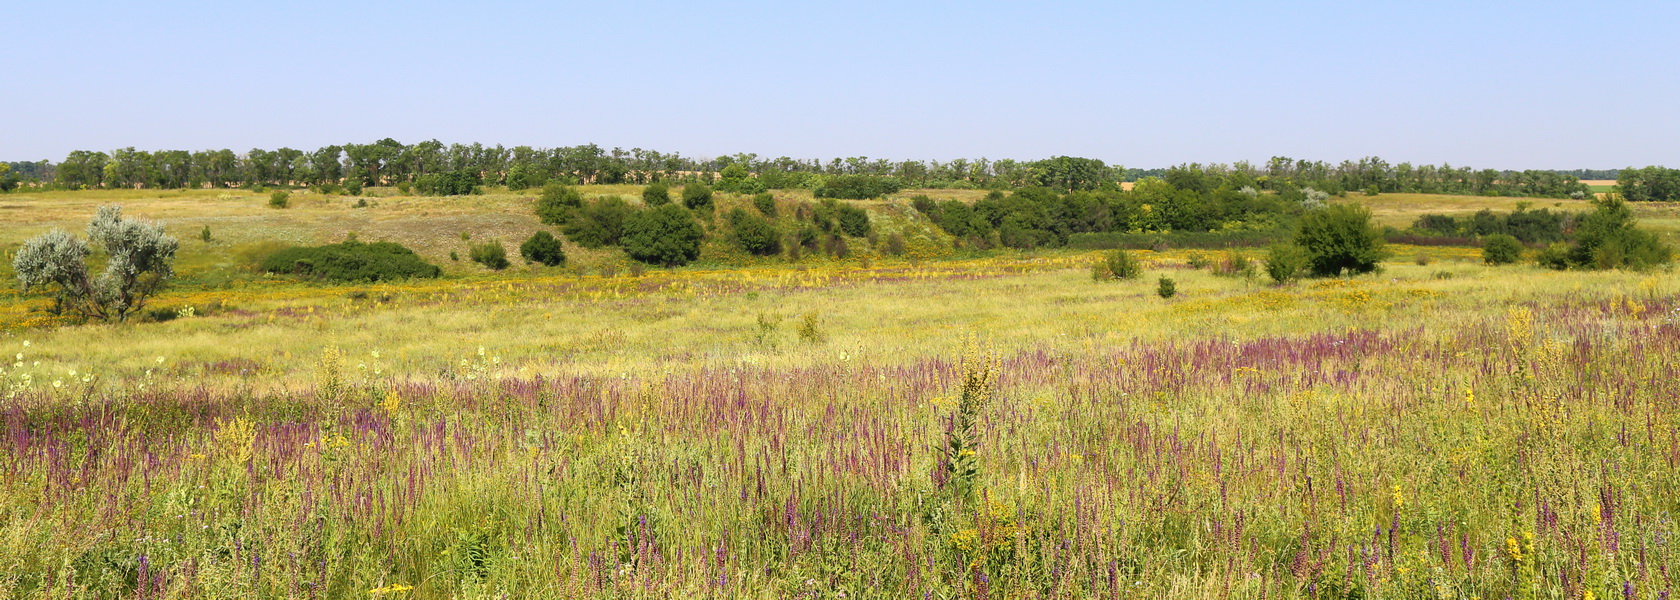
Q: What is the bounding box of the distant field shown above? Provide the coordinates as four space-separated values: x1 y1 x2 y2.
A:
1583 179 1618 193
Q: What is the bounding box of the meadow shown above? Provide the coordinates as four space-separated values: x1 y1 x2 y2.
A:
0 188 1677 598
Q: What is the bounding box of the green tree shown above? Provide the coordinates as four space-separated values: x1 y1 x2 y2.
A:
536 183 584 225
642 181 671 206
681 183 714 212
837 204 871 237
561 196 635 248
624 204 704 266
13 205 179 322
1295 203 1388 276
1617 166 1680 202
752 193 777 217
728 208 781 256
1263 243 1309 283
1482 234 1523 265
520 231 566 266
716 163 766 194
1563 195 1673 269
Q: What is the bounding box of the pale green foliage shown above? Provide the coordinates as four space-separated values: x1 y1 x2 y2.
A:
14 205 178 321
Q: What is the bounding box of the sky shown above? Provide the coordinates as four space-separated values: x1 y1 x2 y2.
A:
3 0 1676 170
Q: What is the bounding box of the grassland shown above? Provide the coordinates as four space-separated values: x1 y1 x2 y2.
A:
0 189 1677 598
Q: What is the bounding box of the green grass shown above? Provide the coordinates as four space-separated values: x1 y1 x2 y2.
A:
1 189 1677 598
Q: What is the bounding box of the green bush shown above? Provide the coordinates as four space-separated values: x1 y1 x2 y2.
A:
520 231 566 266
716 163 767 194
1566 196 1672 270
885 232 906 256
1156 277 1177 299
642 181 671 206
728 208 781 256
1263 243 1308 284
1482 233 1523 265
1536 243 1572 270
837 204 871 237
268 191 289 209
752 193 777 217
469 241 510 270
414 170 483 196
536 183 584 225
1295 203 1388 276
814 175 901 199
624 204 704 266
1099 250 1142 280
681 183 714 212
505 164 547 191
200 226 211 242
561 196 635 248
261 240 441 282
344 178 363 196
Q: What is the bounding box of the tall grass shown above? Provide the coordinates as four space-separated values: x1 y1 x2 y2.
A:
1 285 1677 598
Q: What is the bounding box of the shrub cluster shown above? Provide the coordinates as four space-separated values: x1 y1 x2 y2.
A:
727 208 781 256
814 175 901 199
1410 208 1570 243
414 170 483 196
261 240 441 282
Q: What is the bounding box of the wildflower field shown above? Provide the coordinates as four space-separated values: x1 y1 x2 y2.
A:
1 192 1678 599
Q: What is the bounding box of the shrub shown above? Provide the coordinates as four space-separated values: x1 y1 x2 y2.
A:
1482 234 1523 265
1103 250 1142 280
910 195 938 216
814 175 901 199
1412 214 1459 236
681 183 714 212
414 170 482 196
261 239 440 282
536 183 584 225
344 178 363 196
562 196 635 248
885 232 906 256
1295 203 1389 276
1263 243 1309 284
1216 251 1254 277
728 208 781 256
623 204 704 266
1186 252 1213 270
469 241 510 270
269 190 290 208
1566 196 1673 270
396 181 412 194
824 234 851 258
716 163 766 194
13 205 180 321
837 204 871 237
520 231 566 266
505 164 547 191
642 181 671 206
200 226 212 242
1536 243 1571 270
752 193 777 217
796 312 824 343
1156 277 1177 299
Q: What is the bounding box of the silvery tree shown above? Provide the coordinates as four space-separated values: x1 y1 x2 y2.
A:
14 205 179 322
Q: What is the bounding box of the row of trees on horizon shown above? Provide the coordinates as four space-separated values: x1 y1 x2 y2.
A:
0 139 1653 199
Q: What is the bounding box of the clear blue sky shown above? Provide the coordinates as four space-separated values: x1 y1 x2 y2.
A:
4 0 1676 169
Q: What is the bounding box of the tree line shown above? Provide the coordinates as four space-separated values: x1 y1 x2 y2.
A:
1 141 1660 199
